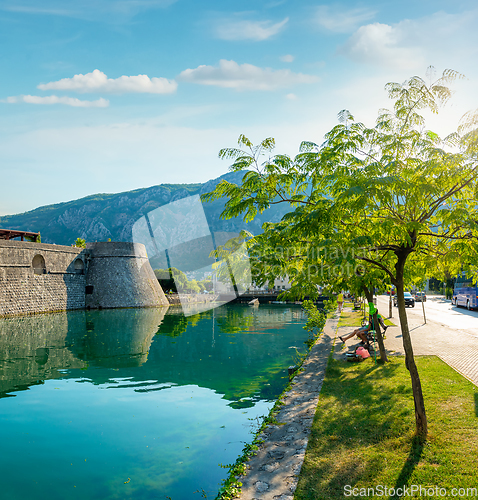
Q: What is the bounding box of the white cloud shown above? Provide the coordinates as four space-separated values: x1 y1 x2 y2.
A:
339 10 478 71
280 54 295 63
3 95 109 107
37 69 178 94
215 17 288 41
314 5 376 33
177 59 319 91
339 22 422 71
285 93 298 100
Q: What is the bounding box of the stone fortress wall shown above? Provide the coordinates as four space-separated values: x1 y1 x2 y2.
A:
85 242 168 310
0 240 168 318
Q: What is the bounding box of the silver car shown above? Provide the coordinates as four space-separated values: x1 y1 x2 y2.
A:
414 292 427 302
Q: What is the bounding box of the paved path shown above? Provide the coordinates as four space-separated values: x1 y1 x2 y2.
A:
375 295 478 386
235 313 339 500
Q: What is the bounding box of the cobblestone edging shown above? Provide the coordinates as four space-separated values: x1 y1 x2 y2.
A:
235 314 339 500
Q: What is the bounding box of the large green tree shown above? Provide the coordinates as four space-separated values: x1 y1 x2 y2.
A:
203 68 478 438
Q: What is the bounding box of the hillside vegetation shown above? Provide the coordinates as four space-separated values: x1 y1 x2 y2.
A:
0 172 288 246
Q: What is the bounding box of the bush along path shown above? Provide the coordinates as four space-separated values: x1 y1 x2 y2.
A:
219 312 340 500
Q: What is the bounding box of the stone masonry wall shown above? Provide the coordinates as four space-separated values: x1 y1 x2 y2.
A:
0 240 168 317
0 241 86 317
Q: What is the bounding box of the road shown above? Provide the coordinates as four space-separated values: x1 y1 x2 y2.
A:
377 295 478 339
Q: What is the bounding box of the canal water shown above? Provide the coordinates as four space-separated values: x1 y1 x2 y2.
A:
0 303 309 500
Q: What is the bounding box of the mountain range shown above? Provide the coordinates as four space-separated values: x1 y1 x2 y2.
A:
0 171 288 247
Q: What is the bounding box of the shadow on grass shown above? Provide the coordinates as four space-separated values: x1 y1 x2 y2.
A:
475 393 478 417
295 359 413 499
389 436 424 499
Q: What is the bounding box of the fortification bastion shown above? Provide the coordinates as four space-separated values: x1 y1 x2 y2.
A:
0 240 168 318
85 242 168 310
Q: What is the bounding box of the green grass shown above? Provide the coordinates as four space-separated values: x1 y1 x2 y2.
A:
338 309 364 328
294 356 478 499
338 307 395 329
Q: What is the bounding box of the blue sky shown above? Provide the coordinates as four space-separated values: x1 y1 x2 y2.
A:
1 0 477 215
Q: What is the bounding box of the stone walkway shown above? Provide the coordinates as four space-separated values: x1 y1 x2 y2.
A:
235 313 339 500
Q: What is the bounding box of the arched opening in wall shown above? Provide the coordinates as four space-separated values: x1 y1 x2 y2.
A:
74 258 85 274
32 254 46 275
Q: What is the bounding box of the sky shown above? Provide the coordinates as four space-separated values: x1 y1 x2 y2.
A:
1 0 477 215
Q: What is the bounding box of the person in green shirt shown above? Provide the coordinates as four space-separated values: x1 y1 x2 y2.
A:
368 303 388 333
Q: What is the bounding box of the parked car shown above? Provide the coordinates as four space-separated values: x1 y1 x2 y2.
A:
393 292 415 307
414 292 427 302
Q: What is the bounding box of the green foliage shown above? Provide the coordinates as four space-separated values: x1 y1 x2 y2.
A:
154 268 171 279
203 68 478 303
154 267 207 294
200 279 213 292
301 299 331 348
74 237 86 248
25 232 40 243
302 300 326 334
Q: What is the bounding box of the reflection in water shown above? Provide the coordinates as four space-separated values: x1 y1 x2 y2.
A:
0 304 308 500
0 312 85 396
66 307 168 368
0 307 169 395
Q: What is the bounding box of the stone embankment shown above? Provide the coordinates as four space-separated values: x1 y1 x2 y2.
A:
165 293 219 305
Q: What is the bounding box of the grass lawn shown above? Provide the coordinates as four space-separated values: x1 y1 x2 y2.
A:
338 306 394 329
294 356 478 499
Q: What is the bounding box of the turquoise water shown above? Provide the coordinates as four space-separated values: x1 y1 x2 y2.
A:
0 304 308 500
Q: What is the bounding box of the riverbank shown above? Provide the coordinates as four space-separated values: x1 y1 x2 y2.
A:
230 311 340 500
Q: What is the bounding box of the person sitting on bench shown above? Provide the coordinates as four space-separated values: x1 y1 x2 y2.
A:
339 320 372 347
367 303 388 334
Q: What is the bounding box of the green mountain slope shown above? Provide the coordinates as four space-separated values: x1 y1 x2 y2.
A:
0 172 288 246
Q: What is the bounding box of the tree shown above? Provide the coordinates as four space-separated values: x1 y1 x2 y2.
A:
74 237 86 248
154 268 172 280
202 68 478 438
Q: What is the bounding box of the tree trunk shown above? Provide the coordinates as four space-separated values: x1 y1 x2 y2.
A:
363 287 388 363
395 259 428 438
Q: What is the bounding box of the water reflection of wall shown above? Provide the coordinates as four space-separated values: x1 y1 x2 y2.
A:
0 307 169 396
0 304 306 407
66 307 169 368
0 312 86 395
